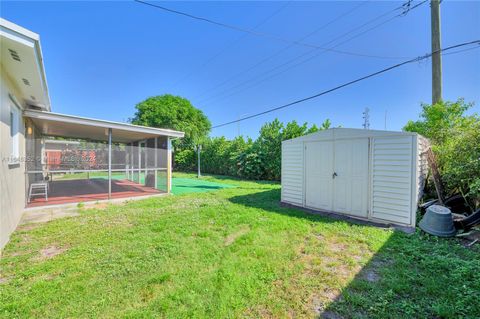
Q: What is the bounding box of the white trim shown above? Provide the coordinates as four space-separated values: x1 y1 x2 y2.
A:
9 99 21 164
23 110 185 138
410 135 419 227
33 36 51 111
1 18 51 111
44 139 81 145
0 18 39 41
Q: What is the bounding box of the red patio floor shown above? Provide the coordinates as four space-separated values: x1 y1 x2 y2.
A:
27 178 163 208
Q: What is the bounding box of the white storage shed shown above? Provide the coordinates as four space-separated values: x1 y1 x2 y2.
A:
281 128 429 229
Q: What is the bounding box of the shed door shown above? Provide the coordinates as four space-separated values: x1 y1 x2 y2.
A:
333 139 369 217
304 139 369 217
305 141 333 211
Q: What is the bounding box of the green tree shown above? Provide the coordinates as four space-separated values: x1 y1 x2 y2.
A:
130 94 211 149
404 99 480 208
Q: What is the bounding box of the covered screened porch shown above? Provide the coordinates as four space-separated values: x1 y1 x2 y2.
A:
23 110 184 208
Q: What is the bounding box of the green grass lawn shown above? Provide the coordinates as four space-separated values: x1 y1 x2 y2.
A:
1 173 479 318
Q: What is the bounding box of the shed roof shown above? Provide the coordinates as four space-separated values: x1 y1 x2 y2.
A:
282 128 419 144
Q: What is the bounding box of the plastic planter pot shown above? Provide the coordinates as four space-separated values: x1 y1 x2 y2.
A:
419 205 457 237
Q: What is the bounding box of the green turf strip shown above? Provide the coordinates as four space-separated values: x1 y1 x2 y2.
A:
171 177 235 195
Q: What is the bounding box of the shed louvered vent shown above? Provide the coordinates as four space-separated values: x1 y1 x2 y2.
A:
22 78 31 86
8 49 21 62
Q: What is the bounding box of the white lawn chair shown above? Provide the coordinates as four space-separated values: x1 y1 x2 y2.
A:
28 170 49 203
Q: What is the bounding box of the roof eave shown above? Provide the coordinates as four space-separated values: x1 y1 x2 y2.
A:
24 110 185 138
0 18 51 111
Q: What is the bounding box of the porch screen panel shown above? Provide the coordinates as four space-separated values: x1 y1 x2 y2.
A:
25 138 113 204
25 134 169 206
156 136 168 192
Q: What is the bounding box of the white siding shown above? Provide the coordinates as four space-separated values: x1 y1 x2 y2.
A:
416 136 430 204
371 136 414 225
281 142 304 205
281 128 426 229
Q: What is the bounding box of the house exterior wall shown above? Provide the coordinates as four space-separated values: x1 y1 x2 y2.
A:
1 65 27 250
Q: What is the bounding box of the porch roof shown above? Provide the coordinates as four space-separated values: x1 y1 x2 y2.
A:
24 110 184 143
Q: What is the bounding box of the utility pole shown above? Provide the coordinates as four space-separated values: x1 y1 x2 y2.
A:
362 107 370 130
431 0 442 104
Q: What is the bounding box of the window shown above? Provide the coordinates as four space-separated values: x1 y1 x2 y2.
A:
10 102 20 162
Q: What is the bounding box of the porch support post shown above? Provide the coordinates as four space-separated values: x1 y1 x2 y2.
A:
130 143 134 182
154 137 158 190
167 137 172 193
108 128 112 199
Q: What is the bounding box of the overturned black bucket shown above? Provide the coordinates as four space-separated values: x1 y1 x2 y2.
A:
419 205 457 237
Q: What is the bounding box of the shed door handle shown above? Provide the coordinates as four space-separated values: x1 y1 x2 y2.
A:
332 172 338 179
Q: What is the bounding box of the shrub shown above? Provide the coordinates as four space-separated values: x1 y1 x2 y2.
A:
404 99 480 209
174 149 195 171
173 118 328 181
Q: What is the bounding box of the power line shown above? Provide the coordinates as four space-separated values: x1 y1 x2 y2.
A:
442 44 480 56
193 1 371 100
211 40 480 129
200 14 402 105
199 3 421 105
135 0 412 59
170 1 291 90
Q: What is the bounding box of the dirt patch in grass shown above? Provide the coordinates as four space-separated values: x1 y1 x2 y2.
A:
0 276 10 285
16 224 40 232
359 258 394 283
245 306 275 319
362 269 380 282
37 245 67 260
328 241 348 253
225 225 250 246
7 251 31 257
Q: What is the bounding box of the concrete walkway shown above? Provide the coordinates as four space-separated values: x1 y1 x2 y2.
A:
20 206 80 225
21 192 169 225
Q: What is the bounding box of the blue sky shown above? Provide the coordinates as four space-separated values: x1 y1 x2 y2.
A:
2 1 479 139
